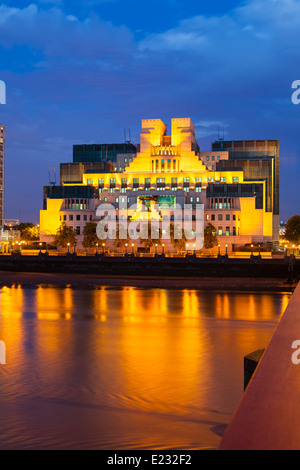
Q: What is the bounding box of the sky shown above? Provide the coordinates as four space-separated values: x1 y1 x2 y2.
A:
0 0 300 223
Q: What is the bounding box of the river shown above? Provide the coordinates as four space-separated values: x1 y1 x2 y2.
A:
0 285 291 449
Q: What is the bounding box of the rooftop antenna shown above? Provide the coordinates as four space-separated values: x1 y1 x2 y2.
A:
124 128 127 143
48 167 56 186
124 128 131 144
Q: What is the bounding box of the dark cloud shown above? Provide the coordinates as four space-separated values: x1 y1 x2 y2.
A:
0 0 299 221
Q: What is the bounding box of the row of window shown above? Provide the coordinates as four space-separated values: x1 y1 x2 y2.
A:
89 176 240 186
217 227 238 236
206 155 221 162
100 186 203 194
60 214 93 222
207 214 238 222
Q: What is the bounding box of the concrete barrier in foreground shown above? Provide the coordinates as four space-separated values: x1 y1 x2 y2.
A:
219 282 300 450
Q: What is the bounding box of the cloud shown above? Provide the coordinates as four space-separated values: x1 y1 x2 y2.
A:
1 0 300 220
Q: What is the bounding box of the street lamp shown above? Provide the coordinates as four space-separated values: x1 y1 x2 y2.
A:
225 244 228 256
131 243 134 254
193 244 196 256
251 244 254 256
162 244 165 255
218 244 221 256
67 242 70 253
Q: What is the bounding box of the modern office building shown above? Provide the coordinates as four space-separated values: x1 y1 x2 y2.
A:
40 118 279 252
212 139 280 245
0 124 4 228
73 143 137 164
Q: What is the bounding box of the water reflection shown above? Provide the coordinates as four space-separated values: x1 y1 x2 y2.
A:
0 286 291 450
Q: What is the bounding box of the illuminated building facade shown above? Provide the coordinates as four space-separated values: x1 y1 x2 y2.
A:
212 139 280 246
0 124 4 228
40 118 278 252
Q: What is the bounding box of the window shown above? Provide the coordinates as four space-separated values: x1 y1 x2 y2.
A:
121 178 127 184
233 227 236 236
87 179 93 185
206 215 209 221
69 215 73 221
89 215 93 221
212 165 215 170
226 227 230 236
206 156 210 161
109 188 115 193
208 177 214 183
218 227 223 236
116 197 119 203
84 215 87 221
110 178 116 184
226 214 230 221
145 178 151 184
133 178 139 184
220 177 226 183
195 177 202 183
233 177 239 183
211 214 215 221
190 197 194 202
171 178 177 183
183 177 190 183
212 156 215 161
233 215 236 221
76 214 81 221
195 187 201 193
76 226 80 235
218 214 223 221
217 156 221 160
121 188 127 193
63 215 67 221
98 178 104 185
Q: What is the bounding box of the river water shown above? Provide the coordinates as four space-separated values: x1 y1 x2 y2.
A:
0 285 291 450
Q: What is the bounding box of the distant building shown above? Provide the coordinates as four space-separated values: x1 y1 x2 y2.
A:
0 125 4 228
40 118 279 251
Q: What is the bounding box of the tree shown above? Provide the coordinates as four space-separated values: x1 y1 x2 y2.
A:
140 222 161 251
170 223 189 252
53 222 77 248
285 215 300 244
204 223 218 250
82 222 98 248
16 223 39 241
113 224 131 252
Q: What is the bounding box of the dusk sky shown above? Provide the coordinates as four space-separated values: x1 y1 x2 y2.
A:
0 0 299 223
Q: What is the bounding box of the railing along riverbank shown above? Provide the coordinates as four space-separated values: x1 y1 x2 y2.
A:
219 282 300 450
